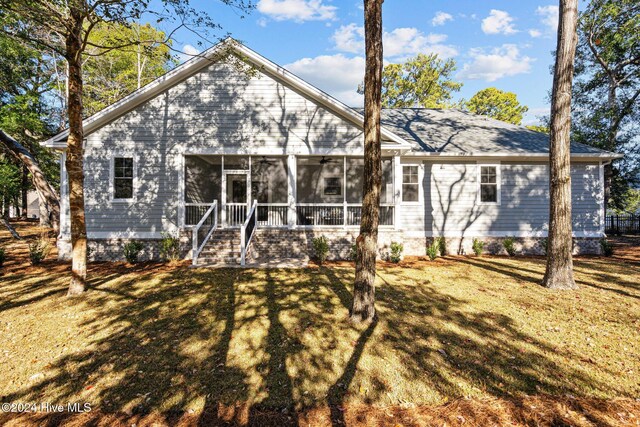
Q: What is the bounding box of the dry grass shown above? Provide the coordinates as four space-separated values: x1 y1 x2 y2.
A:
1 222 639 426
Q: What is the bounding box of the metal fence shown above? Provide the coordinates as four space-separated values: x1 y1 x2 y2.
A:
605 214 640 235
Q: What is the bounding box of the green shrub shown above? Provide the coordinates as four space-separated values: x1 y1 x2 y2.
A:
349 243 357 261
0 246 5 267
312 235 329 265
503 236 516 256
160 232 180 262
540 238 548 255
436 237 447 256
389 241 403 263
472 238 485 256
123 241 144 264
426 240 439 261
28 238 50 265
600 238 614 257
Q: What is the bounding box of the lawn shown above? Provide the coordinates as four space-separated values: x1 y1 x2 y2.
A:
1 222 639 426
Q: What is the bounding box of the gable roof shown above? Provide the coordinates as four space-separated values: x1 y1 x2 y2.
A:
373 108 621 159
42 38 411 149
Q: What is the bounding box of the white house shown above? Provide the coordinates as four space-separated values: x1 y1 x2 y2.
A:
42 38 620 265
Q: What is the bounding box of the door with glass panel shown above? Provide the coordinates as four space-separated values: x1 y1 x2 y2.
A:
225 173 249 226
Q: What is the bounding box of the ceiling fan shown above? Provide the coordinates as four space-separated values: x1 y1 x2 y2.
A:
319 156 337 165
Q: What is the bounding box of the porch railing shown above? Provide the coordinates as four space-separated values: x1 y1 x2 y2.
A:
346 205 394 226
296 204 344 226
192 200 218 265
185 203 215 226
226 203 247 227
296 204 394 227
187 202 394 228
240 200 258 266
257 203 288 227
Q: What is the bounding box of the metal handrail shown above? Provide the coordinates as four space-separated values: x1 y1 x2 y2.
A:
192 200 218 265
240 199 258 266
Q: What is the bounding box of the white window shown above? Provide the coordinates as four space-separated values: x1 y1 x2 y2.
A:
479 164 500 204
402 165 419 202
113 156 134 200
323 177 342 196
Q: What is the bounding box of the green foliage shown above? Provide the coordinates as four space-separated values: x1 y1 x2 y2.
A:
160 232 180 262
0 161 21 205
466 87 529 125
540 238 548 255
0 246 5 267
82 22 175 116
526 124 549 134
359 53 463 108
610 188 640 214
503 237 516 256
311 235 329 265
389 242 403 263
573 0 640 209
426 240 439 261
472 238 485 256
0 32 60 195
349 243 357 261
435 237 447 256
123 241 144 264
600 238 614 257
28 237 50 265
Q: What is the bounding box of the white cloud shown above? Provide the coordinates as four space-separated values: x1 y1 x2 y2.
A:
481 9 517 35
432 11 453 26
332 24 458 59
332 23 364 53
528 29 542 38
459 44 534 82
285 54 365 106
385 28 457 59
179 44 200 62
257 0 337 22
536 5 559 33
257 17 268 27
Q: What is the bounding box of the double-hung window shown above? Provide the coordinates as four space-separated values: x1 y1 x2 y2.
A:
113 157 134 200
479 165 500 204
402 165 419 202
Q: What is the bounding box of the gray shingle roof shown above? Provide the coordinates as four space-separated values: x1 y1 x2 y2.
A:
367 108 615 156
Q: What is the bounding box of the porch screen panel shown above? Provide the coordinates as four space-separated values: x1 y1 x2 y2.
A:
345 157 393 203
185 156 222 203
296 157 344 204
185 155 221 224
251 157 288 203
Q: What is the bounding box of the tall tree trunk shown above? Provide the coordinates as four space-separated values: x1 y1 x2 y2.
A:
20 166 28 219
2 217 21 239
65 11 88 296
0 130 60 232
543 0 579 290
351 0 383 322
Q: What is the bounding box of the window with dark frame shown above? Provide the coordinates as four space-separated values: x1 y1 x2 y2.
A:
113 157 134 199
480 165 498 203
402 165 419 202
324 177 342 196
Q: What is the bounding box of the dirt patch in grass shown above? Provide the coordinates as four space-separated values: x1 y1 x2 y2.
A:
1 222 639 426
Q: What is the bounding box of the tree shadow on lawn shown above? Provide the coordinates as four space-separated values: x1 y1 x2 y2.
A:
0 262 629 426
455 256 640 300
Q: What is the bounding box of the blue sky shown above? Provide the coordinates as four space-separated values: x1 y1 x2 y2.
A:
159 0 569 125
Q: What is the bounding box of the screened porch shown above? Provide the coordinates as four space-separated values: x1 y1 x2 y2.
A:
183 155 395 228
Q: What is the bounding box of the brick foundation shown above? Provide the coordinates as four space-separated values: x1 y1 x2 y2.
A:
57 228 602 262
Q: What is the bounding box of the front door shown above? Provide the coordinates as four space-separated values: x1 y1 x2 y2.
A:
225 173 249 226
